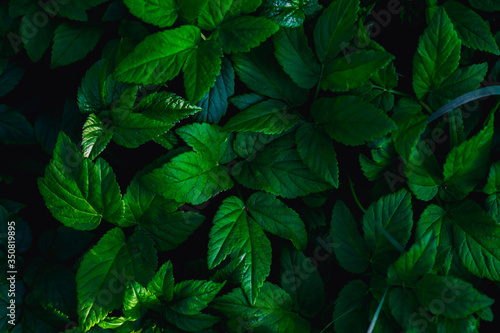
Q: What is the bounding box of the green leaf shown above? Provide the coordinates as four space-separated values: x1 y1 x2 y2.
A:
262 0 321 27
114 26 200 84
76 228 157 331
170 280 225 315
0 63 25 98
195 57 235 123
198 0 233 30
280 245 325 318
389 287 421 333
183 40 222 103
38 132 124 230
469 0 500 12
142 124 233 204
313 0 359 62
123 281 160 320
412 8 461 99
51 23 103 68
441 116 494 201
405 140 443 201
311 95 397 146
484 162 500 195
273 27 321 89
222 99 299 134
123 0 178 28
415 275 493 318
0 105 35 145
111 110 175 148
387 231 437 285
443 1 499 55
427 63 488 110
164 311 220 331
415 204 452 249
320 50 394 91
134 91 202 124
208 196 271 303
296 122 339 187
217 16 278 53
246 191 307 250
446 200 500 281
178 0 209 22
391 98 429 163
148 261 174 301
362 189 413 272
232 44 308 106
330 200 369 274
21 13 54 62
82 113 114 160
332 280 370 333
213 282 311 332
77 59 129 114
137 209 205 251
232 135 332 198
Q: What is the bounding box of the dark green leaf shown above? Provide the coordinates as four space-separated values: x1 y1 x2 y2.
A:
262 0 321 27
273 27 321 89
51 23 103 68
332 280 370 333
412 8 461 99
0 105 35 145
170 280 225 315
123 0 178 28
0 63 25 98
217 16 278 53
21 12 54 62
178 0 209 22
311 95 397 146
330 200 369 273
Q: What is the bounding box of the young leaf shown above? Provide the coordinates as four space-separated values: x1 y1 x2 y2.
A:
208 196 272 303
387 231 437 285
296 122 339 187
330 200 369 274
217 16 279 53
170 280 225 315
441 116 494 201
213 282 311 332
123 0 178 28
362 189 413 272
246 191 307 250
415 275 494 318
412 8 461 99
320 50 394 91
114 26 200 85
262 0 322 27
446 200 500 281
222 99 299 134
443 1 500 55
182 40 222 103
148 260 175 301
311 95 397 146
38 132 124 230
232 45 309 106
195 57 235 123
313 0 359 62
82 113 114 160
280 245 325 318
273 27 321 89
123 281 160 320
232 137 332 198
51 23 103 68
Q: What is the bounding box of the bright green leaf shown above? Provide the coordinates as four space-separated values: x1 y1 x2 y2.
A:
148 261 175 301
82 113 114 160
123 281 160 320
170 280 225 315
262 0 322 27
198 0 233 30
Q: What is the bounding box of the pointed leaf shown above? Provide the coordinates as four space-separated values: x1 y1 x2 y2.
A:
332 280 370 333
51 23 103 68
412 8 461 99
312 95 397 146
0 105 35 145
114 26 200 84
148 261 174 301
330 200 369 274
82 113 114 160
198 0 233 31
246 191 307 250
123 281 160 320
217 16 278 53
313 0 359 62
262 0 322 27
170 280 225 315
183 40 222 103
123 0 178 28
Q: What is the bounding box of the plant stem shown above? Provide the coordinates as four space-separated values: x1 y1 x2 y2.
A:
314 64 325 100
420 100 434 115
348 174 366 213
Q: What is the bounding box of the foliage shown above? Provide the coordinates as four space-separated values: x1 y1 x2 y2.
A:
1 0 500 332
